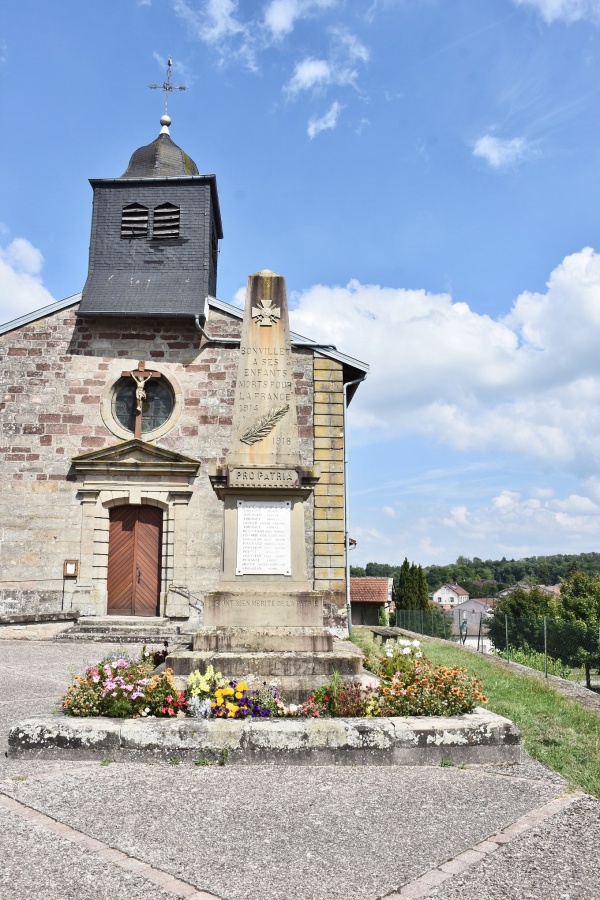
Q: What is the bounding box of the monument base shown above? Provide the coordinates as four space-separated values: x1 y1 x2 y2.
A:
202 588 323 628
164 588 363 701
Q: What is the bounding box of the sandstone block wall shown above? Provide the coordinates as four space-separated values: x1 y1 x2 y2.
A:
313 355 346 627
0 303 332 618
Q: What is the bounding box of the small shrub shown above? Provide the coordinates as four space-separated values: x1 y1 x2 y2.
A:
62 652 187 718
371 663 487 717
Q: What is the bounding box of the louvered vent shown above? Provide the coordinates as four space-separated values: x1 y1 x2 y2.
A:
153 203 180 239
121 203 149 238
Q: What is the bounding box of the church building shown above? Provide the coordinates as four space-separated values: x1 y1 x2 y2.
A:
0 107 368 631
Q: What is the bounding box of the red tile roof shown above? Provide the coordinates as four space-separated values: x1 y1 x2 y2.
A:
350 578 392 603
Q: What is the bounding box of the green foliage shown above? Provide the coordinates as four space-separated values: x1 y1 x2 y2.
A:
378 605 389 626
488 578 600 685
349 566 366 577
372 662 487 716
423 640 600 799
357 552 600 600
491 646 572 679
394 558 429 611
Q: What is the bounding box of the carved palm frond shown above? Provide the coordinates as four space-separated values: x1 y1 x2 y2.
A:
240 404 290 445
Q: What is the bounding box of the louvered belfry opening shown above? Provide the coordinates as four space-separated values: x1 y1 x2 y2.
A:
121 203 149 238
153 202 180 238
107 506 163 616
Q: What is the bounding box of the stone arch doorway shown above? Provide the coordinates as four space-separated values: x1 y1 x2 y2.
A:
107 505 163 616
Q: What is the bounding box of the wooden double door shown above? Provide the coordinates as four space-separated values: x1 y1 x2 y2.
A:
107 506 162 616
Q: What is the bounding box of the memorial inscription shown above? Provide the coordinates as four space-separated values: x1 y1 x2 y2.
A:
236 499 291 576
229 467 300 488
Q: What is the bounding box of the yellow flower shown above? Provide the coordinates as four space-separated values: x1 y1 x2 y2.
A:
236 681 248 692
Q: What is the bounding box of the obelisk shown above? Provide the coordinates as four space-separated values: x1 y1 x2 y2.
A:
168 270 363 697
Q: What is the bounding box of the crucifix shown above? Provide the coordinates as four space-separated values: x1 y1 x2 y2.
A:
121 361 162 440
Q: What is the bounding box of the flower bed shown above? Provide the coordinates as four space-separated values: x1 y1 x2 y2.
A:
61 639 487 720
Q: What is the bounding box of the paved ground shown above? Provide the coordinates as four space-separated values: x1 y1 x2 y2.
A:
1 635 599 899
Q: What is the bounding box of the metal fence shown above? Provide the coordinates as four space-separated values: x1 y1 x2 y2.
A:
489 615 600 686
394 608 600 686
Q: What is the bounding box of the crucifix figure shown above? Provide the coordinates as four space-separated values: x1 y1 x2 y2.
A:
121 361 162 440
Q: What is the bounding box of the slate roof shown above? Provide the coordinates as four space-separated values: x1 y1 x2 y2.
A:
120 133 199 178
350 578 393 604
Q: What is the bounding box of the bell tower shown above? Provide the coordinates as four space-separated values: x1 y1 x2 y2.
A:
79 62 222 319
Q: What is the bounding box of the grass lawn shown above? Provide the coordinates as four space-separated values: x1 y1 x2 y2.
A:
422 640 600 798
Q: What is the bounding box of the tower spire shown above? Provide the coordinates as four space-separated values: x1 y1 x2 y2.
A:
148 56 188 133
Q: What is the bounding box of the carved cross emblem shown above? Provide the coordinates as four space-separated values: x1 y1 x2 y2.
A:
251 298 281 326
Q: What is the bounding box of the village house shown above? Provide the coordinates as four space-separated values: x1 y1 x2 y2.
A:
430 582 470 610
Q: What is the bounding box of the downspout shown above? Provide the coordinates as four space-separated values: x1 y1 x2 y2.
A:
194 314 240 345
343 375 367 636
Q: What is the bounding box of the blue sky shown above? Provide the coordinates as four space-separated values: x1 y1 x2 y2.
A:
4 0 600 568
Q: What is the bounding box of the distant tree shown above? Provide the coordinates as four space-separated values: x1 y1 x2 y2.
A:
349 566 366 577
396 558 413 609
365 562 395 578
416 565 429 610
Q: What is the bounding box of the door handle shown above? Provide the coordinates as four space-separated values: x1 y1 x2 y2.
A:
137 567 142 584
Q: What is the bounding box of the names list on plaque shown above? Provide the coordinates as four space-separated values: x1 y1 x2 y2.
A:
236 500 291 575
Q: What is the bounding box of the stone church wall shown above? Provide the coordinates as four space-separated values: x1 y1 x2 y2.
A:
0 303 343 620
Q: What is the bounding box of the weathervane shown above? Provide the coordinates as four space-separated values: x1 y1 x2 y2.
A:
148 57 187 116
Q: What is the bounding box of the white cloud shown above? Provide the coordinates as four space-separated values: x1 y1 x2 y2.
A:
288 58 334 93
473 135 536 169
289 247 600 478
382 505 396 518
264 0 337 39
285 29 368 95
307 100 343 138
0 238 55 324
171 0 255 67
512 0 600 24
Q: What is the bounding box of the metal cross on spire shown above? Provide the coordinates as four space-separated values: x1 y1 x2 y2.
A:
148 57 187 115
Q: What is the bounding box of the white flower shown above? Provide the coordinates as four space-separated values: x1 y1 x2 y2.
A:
399 639 410 647
385 646 394 657
288 704 298 714
415 651 423 658
402 647 411 655
412 640 420 648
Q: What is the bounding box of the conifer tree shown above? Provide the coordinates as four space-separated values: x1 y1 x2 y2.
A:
417 565 429 609
396 558 412 609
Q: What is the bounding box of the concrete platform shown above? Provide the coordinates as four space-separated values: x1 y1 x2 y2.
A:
4 638 600 900
7 707 520 766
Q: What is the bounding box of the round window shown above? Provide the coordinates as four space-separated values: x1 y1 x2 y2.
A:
111 377 175 435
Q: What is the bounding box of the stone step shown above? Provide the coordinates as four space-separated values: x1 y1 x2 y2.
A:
77 616 170 626
168 648 363 679
55 631 193 645
68 625 185 635
193 626 334 653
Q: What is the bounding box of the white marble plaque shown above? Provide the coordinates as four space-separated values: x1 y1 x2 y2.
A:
236 499 291 575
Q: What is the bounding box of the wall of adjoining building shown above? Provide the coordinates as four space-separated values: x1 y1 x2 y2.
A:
0 304 347 622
